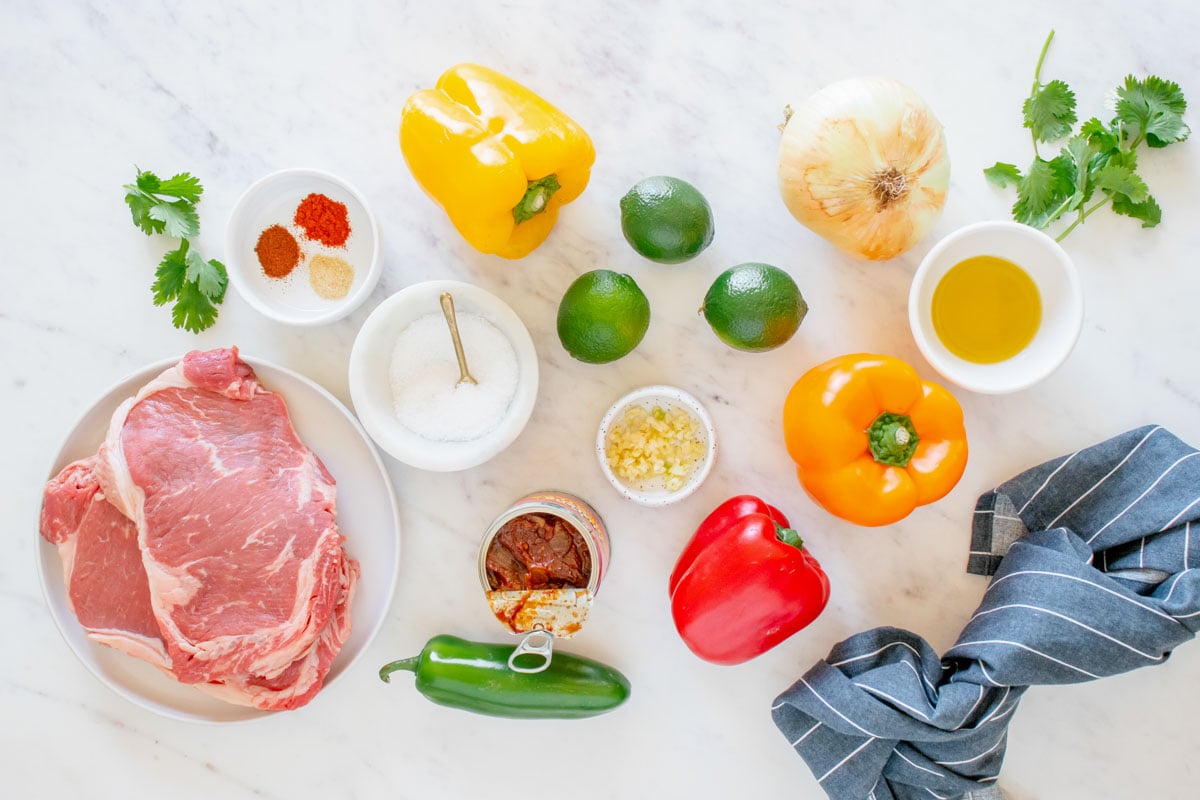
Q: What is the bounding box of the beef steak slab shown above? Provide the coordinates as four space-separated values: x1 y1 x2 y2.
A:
42 347 359 711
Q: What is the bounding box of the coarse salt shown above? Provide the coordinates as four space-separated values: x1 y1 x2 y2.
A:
389 312 519 442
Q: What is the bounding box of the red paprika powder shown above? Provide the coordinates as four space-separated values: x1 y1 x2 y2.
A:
294 193 351 247
255 225 301 278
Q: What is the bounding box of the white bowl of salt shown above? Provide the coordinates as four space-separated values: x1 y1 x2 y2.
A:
349 280 539 471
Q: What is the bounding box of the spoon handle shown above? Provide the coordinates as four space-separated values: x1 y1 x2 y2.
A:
440 292 478 386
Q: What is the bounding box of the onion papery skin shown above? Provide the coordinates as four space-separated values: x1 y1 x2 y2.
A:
778 77 950 261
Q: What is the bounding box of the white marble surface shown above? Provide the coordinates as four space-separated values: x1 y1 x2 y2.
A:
5 2 1200 797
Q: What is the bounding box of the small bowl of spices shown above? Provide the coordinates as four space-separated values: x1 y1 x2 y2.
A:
596 385 716 507
225 168 382 326
348 280 539 471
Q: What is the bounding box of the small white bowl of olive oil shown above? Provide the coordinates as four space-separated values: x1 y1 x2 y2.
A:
908 220 1083 394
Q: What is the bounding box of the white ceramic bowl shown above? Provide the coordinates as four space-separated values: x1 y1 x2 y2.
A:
225 168 382 326
596 385 717 507
908 220 1084 394
349 280 539 472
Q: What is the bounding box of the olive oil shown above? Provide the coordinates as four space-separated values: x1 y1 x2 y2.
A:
931 255 1041 363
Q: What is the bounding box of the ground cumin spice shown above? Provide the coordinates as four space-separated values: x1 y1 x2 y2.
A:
254 225 301 278
294 192 351 247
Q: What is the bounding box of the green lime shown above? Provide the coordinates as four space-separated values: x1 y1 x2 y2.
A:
557 270 651 364
619 176 714 264
701 263 807 352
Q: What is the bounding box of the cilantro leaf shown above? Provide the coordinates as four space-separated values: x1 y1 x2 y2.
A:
127 166 225 334
125 189 166 236
1080 117 1119 153
1116 75 1190 148
1060 134 1097 209
172 280 220 334
152 241 189 304
125 169 202 236
989 32 1188 242
1024 79 1077 142
152 240 225 331
1111 194 1162 228
1092 163 1149 203
1013 157 1072 228
147 199 200 239
208 260 228 303
184 246 227 301
135 170 162 193
1088 143 1138 177
155 172 204 203
984 162 1023 188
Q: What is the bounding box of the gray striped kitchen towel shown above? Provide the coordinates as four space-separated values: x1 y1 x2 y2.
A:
772 425 1200 800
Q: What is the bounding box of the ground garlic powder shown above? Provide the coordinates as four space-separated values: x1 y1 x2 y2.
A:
308 254 355 300
605 404 705 492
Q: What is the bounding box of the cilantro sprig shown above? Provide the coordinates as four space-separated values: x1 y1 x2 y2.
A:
124 168 227 333
985 30 1189 241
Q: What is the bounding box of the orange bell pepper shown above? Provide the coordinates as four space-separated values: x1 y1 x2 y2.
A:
782 353 967 526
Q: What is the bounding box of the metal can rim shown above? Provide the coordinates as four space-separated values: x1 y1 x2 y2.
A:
478 491 608 597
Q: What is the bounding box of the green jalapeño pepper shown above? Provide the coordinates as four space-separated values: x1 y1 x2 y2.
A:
379 634 630 719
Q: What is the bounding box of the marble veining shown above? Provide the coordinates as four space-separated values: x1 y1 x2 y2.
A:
3 2 1200 798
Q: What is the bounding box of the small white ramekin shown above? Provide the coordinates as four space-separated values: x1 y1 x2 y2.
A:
595 385 716 507
908 220 1084 394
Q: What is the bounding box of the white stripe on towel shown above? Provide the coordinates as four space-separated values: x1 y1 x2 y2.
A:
951 640 1101 679
985 570 1176 622
1017 448 1082 514
1086 452 1200 544
799 676 881 739
1046 426 1161 529
817 737 877 783
970 603 1165 661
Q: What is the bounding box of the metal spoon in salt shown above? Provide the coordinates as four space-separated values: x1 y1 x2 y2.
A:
439 292 478 386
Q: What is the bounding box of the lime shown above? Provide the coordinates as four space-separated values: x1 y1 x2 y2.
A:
557 270 651 364
701 263 807 352
619 176 714 264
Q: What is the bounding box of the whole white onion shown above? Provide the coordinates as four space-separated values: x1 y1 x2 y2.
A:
778 77 950 261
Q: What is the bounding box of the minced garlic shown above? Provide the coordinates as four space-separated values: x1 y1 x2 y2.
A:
605 404 706 492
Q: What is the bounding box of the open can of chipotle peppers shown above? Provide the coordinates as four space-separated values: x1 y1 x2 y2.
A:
478 491 610 639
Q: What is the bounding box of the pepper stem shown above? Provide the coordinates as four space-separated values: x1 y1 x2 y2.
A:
378 656 420 683
775 522 804 551
512 174 561 224
867 411 920 467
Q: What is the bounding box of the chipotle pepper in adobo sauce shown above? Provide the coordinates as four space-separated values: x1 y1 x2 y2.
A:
486 513 592 591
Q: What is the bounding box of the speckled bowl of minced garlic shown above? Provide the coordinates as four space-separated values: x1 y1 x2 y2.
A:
596 385 717 507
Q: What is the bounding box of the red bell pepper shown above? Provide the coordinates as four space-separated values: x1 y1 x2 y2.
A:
669 495 830 665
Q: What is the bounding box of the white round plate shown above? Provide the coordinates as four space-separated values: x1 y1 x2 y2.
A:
36 355 400 723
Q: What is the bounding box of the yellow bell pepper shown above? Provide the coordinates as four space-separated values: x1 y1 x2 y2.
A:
399 64 595 259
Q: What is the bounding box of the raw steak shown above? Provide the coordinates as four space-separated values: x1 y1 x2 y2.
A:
39 456 169 669
41 456 358 710
196 557 359 711
41 462 357 710
96 348 349 684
